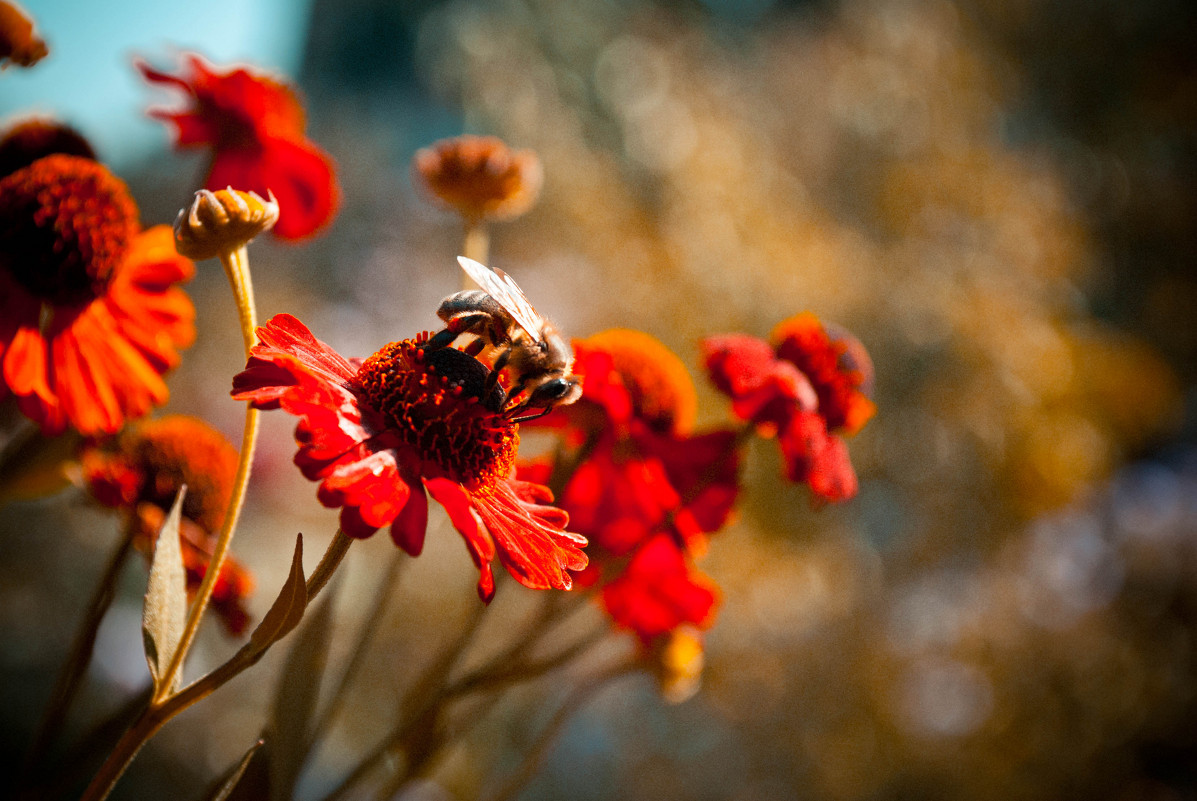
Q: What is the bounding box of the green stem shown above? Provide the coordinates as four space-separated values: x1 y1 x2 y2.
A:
79 528 354 801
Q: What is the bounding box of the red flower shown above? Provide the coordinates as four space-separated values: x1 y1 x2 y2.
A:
137 53 339 241
0 155 195 435
231 313 587 601
702 314 874 503
81 415 254 635
600 534 719 645
522 329 739 644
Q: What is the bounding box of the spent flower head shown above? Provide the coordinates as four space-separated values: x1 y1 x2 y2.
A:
413 134 543 224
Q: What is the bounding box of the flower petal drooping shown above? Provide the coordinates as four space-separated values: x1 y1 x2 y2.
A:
232 314 587 601
137 53 340 241
0 155 195 435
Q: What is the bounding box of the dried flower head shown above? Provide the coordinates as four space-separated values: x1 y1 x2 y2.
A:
0 0 47 69
0 155 195 435
232 313 587 601
174 187 279 260
81 415 253 634
0 118 96 177
413 135 543 224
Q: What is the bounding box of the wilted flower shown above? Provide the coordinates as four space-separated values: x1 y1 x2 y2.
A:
413 135 543 224
137 53 339 241
81 415 254 635
231 313 587 601
702 313 874 503
0 0 47 69
0 154 195 435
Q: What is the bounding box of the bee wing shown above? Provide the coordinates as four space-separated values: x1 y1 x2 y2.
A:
456 256 544 336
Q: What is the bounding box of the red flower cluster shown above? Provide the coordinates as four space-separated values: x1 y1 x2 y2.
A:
137 53 339 241
524 330 740 645
81 415 254 635
702 313 874 503
0 143 195 436
231 313 587 601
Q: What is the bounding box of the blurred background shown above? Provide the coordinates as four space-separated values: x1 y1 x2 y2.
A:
3 0 1197 798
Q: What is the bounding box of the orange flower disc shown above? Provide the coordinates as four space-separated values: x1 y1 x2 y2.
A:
581 329 698 435
0 154 137 305
353 340 519 495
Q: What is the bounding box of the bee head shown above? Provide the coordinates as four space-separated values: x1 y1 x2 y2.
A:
528 374 583 409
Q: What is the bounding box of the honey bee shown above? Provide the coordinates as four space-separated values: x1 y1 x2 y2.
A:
425 256 582 421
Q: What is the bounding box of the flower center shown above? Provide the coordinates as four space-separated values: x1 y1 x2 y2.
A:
0 154 137 306
82 415 237 535
582 329 698 435
352 337 519 494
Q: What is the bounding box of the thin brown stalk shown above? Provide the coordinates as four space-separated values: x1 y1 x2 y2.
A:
480 660 639 801
23 525 135 780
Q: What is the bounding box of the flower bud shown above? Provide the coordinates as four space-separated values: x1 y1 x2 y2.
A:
173 187 279 260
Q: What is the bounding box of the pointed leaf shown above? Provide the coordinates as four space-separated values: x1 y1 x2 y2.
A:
205 739 266 801
143 486 188 694
248 534 308 654
268 577 338 801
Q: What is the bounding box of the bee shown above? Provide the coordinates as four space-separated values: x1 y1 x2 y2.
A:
425 256 582 421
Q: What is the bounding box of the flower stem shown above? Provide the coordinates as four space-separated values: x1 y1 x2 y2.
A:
154 245 260 703
306 529 354 600
21 526 135 783
479 660 638 801
462 222 490 268
80 527 355 801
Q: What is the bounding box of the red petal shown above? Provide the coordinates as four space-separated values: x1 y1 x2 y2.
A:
425 476 496 601
390 482 429 556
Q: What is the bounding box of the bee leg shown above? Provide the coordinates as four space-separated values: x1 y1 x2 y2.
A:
508 405 554 423
463 338 487 357
484 346 512 395
424 328 459 352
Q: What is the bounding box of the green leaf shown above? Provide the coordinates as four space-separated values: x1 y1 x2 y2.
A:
268 576 338 801
204 739 266 801
248 534 308 654
143 485 188 695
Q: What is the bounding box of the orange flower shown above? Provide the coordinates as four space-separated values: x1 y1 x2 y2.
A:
0 0 47 69
0 155 195 435
137 52 340 241
81 415 254 635
413 135 543 223
0 118 96 177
